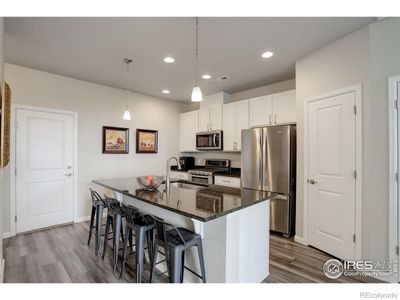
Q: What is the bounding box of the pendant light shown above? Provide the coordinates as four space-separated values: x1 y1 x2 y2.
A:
191 17 203 102
123 58 133 120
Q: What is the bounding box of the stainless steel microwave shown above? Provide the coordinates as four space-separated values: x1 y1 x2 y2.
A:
196 130 223 151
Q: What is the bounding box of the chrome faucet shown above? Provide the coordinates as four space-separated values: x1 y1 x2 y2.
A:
166 156 180 193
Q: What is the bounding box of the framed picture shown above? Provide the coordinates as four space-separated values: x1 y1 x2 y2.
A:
136 129 158 154
0 81 11 168
102 126 129 154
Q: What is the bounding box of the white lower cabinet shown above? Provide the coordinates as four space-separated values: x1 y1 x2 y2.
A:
214 175 241 188
170 171 189 181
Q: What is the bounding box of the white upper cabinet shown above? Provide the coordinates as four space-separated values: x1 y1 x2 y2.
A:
249 90 296 127
249 95 273 127
223 99 249 151
272 90 296 124
235 99 249 151
210 105 223 130
198 105 223 132
180 110 199 152
222 103 236 151
198 109 210 132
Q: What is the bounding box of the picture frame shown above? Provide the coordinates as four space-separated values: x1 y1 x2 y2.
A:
102 126 129 154
136 129 158 154
0 81 11 168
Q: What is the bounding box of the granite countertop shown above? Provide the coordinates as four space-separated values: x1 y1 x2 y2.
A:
93 177 269 222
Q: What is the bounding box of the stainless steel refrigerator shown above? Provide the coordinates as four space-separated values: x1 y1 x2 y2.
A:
241 125 296 237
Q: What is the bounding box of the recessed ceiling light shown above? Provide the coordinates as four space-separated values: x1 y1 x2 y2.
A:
202 74 212 79
162 89 170 94
261 51 274 59
164 57 175 63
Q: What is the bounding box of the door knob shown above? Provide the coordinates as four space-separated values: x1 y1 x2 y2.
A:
63 173 72 177
307 179 316 184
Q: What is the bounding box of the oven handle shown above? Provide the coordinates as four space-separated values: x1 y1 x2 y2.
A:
213 134 217 147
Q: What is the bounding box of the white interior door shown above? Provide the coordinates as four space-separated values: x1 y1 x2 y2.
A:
16 108 75 233
307 91 356 260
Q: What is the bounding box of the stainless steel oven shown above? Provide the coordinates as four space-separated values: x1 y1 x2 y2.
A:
188 172 213 184
196 130 223 151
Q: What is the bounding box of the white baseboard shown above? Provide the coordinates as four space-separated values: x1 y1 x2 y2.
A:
74 212 107 224
294 235 307 245
74 215 91 223
2 232 14 239
0 258 4 283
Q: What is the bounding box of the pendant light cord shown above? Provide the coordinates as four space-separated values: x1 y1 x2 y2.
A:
195 17 199 86
125 59 132 110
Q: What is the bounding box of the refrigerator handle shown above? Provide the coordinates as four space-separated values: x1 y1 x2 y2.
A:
259 132 263 187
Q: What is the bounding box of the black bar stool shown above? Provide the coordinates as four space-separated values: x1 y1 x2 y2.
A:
102 197 125 273
119 205 155 282
87 189 108 256
149 216 206 283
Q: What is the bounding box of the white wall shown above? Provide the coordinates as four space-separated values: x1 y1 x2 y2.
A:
295 26 370 247
0 16 4 275
3 63 189 234
230 79 295 102
368 18 400 261
296 18 400 261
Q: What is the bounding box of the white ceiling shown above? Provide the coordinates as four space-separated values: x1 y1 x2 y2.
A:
4 17 376 102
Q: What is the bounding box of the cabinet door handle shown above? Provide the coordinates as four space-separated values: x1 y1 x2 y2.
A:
274 114 277 124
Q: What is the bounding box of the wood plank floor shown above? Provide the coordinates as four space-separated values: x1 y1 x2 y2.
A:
3 222 382 283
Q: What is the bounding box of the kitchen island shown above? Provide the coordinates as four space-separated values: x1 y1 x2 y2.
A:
93 177 270 283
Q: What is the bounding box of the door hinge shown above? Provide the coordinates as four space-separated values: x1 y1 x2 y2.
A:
396 245 399 256
353 234 356 243
15 215 17 223
353 105 357 114
395 100 399 110
353 170 357 179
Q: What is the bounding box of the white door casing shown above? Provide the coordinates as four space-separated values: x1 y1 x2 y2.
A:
16 108 75 233
388 75 400 282
303 85 362 261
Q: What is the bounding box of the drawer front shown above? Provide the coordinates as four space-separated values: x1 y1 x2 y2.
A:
214 176 241 188
170 171 189 180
